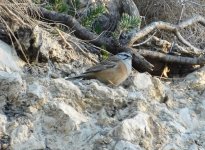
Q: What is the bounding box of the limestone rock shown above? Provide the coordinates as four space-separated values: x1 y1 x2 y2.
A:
0 114 7 135
1 58 205 149
183 66 205 91
43 101 87 134
49 79 82 107
130 73 167 102
0 71 25 100
132 73 153 90
111 112 152 148
114 140 142 150
0 40 24 72
27 82 48 113
9 123 45 150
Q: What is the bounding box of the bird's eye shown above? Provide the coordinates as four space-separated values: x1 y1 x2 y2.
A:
123 53 131 58
117 52 132 60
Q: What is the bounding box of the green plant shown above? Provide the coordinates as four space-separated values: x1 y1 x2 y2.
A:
32 0 41 4
114 13 141 39
67 0 80 16
100 48 110 60
81 4 107 32
92 21 103 34
119 13 141 31
45 0 68 13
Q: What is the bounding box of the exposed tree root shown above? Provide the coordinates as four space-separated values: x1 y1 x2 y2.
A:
134 48 205 65
129 15 205 54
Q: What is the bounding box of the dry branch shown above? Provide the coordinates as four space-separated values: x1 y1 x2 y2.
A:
134 48 205 65
129 15 205 53
150 36 202 56
39 7 118 50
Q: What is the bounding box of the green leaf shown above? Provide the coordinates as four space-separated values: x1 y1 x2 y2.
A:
114 13 141 39
81 4 107 33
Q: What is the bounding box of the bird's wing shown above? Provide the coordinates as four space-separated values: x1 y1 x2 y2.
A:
85 56 119 73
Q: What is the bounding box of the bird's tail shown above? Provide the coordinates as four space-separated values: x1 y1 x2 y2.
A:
64 74 84 80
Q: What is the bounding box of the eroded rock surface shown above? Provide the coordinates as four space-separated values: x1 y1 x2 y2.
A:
0 40 205 150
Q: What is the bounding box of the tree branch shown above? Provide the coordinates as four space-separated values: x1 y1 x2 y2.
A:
129 15 205 53
134 48 205 65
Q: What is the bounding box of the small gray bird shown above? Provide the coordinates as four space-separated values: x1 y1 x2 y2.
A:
65 52 132 86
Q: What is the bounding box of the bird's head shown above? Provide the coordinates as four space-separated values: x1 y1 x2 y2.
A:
116 52 132 60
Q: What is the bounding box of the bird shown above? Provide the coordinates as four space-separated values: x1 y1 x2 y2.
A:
65 52 132 86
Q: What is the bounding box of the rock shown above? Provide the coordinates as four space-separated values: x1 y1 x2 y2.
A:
10 125 29 148
132 73 153 90
0 71 25 100
111 112 152 148
26 82 48 113
1 57 205 150
114 140 142 150
75 80 129 112
151 77 166 102
130 73 167 103
43 101 87 133
0 40 24 72
188 144 198 150
0 114 7 135
127 91 146 101
9 123 45 150
0 134 10 150
49 79 82 100
183 66 205 91
197 99 205 121
162 143 180 150
31 26 95 64
178 108 198 130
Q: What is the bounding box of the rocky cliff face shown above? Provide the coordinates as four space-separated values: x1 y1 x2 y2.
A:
0 39 205 150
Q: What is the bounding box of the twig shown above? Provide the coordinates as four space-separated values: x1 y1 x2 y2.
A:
175 30 200 53
56 28 98 63
151 36 200 56
1 5 28 27
178 1 185 24
186 0 205 7
56 28 73 48
0 17 30 66
133 31 157 47
70 40 98 63
129 15 205 53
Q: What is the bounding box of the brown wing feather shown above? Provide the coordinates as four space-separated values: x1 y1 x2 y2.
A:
85 56 119 73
